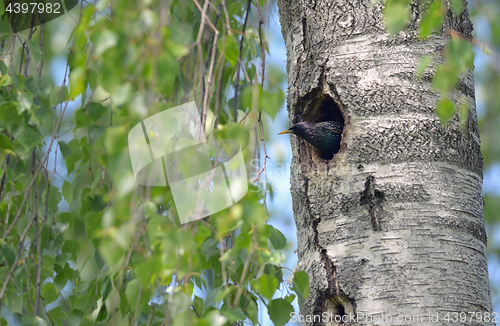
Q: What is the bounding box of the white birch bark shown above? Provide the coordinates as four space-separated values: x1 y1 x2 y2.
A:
277 0 492 325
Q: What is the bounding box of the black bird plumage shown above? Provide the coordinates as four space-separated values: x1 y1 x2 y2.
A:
278 121 343 159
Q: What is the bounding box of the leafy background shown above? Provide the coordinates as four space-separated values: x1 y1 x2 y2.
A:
0 0 499 325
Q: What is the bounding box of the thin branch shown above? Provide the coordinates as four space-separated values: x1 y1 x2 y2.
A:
24 15 37 77
233 246 254 307
221 0 231 34
255 0 269 214
201 1 222 132
191 0 211 107
32 150 41 316
233 0 252 122
3 61 71 238
219 238 231 304
36 14 45 77
0 205 38 303
256 0 266 86
202 30 219 132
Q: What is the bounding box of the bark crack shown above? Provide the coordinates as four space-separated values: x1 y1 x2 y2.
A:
306 177 355 324
360 175 385 231
302 17 308 50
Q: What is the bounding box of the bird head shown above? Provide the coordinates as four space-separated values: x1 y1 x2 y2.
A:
278 122 314 139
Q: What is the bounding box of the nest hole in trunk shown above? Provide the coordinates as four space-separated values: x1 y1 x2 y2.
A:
305 94 345 161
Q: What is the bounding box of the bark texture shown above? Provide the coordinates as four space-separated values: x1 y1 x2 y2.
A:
277 0 492 325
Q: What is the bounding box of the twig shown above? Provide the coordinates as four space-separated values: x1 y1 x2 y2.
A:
133 285 142 326
32 150 41 316
221 0 231 34
37 13 45 78
255 0 269 214
145 302 155 326
3 58 71 238
233 245 254 307
237 57 251 83
0 205 38 302
193 0 211 108
233 0 252 122
202 17 220 132
255 0 266 86
201 1 223 132
24 15 36 77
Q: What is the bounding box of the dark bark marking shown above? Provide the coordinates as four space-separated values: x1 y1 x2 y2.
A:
306 177 355 325
302 17 308 50
360 175 385 231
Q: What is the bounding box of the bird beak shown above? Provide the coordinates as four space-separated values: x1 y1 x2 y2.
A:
278 129 291 135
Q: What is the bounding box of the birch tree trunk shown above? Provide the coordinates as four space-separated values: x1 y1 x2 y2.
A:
277 0 493 325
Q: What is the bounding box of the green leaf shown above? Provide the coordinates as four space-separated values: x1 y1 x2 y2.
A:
261 89 285 119
25 76 53 97
0 74 12 86
62 239 80 261
59 139 83 175
0 244 16 267
256 274 279 300
204 288 220 312
449 0 464 14
242 295 258 324
446 38 474 74
419 0 443 39
220 35 239 66
25 38 42 63
89 102 109 122
42 283 60 303
111 82 132 106
267 298 294 326
432 64 458 94
436 97 455 124
69 66 85 100
221 306 246 323
459 102 469 129
415 55 432 80
268 225 287 250
93 249 104 269
49 86 70 106
0 102 22 132
384 0 410 35
17 91 34 114
292 270 310 305
0 134 13 150
96 304 108 321
85 211 102 240
46 184 63 214
125 279 151 313
135 256 160 286
16 125 42 152
86 68 98 90
47 307 67 324
104 126 128 155
217 123 250 150
4 287 23 314
93 29 119 56
21 316 48 326
62 180 74 207
241 83 285 119
54 263 73 292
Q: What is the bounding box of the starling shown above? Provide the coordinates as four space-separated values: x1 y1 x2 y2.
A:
278 121 343 159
